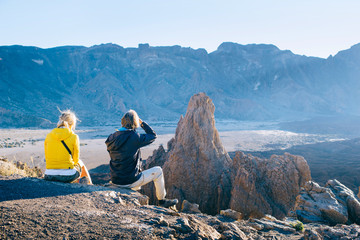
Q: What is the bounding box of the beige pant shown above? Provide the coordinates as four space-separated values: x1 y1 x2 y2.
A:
119 166 166 200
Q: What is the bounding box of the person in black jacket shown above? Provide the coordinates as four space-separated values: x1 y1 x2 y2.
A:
105 110 178 208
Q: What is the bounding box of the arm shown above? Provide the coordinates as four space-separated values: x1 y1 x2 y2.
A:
72 135 80 165
138 121 157 148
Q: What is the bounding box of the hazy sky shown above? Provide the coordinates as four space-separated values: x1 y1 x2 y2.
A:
0 0 359 58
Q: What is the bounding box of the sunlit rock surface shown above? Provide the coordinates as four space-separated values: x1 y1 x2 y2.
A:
295 179 360 225
161 93 232 215
230 151 311 219
144 93 311 218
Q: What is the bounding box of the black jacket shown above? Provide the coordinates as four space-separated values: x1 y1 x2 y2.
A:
105 122 156 185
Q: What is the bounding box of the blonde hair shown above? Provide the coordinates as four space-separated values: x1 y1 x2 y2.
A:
57 109 77 130
121 110 140 129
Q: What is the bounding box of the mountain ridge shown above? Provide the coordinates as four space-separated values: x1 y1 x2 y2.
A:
1 42 360 127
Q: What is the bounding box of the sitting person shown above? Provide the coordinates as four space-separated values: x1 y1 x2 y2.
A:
44 110 92 184
105 109 178 208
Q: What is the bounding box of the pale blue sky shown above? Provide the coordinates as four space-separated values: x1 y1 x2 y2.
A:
0 0 359 58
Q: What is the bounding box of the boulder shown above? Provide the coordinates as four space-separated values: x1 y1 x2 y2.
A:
220 209 243 221
181 200 201 214
326 179 360 224
295 179 360 225
230 151 311 219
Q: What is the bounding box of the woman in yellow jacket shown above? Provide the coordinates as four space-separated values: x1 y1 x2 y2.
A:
44 110 92 184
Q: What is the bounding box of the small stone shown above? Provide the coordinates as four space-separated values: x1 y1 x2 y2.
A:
159 218 169 227
219 222 248 240
172 217 192 233
181 200 201 214
220 209 243 220
247 222 264 231
169 211 181 216
303 229 322 240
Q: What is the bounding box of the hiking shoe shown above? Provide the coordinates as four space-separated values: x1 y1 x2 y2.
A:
159 198 178 208
79 176 92 185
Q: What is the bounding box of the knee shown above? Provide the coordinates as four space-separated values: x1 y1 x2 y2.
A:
152 166 163 174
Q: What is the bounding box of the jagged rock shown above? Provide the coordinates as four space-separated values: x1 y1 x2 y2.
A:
102 183 149 205
220 209 243 220
303 229 322 240
230 151 311 219
149 93 233 215
295 179 360 225
295 181 348 225
171 218 192 233
306 224 360 240
326 179 360 224
181 200 201 214
219 222 248 240
250 216 296 234
143 93 312 218
157 216 169 227
170 216 221 239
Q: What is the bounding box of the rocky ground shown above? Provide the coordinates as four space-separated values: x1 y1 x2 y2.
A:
2 175 360 240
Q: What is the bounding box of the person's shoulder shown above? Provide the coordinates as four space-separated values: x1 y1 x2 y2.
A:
69 132 79 140
45 128 57 140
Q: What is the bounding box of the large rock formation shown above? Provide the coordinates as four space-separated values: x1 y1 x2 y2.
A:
161 93 233 215
230 151 311 219
144 93 311 218
295 179 360 225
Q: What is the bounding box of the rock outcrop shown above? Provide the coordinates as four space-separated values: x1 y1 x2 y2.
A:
2 175 360 239
295 179 360 225
144 93 311 218
230 151 311 219
160 93 233 215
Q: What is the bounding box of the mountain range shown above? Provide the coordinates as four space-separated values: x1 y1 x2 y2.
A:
1 42 360 127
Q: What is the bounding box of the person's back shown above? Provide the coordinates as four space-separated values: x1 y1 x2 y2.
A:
105 110 177 208
44 110 92 184
106 126 154 185
45 127 79 170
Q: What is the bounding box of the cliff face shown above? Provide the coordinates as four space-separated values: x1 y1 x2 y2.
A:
144 93 311 218
2 42 360 127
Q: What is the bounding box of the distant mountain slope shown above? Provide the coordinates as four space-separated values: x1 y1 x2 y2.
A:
1 42 360 127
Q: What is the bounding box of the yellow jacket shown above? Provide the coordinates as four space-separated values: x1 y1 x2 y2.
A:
44 127 80 169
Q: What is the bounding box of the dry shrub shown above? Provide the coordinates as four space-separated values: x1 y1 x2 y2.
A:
0 157 43 177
